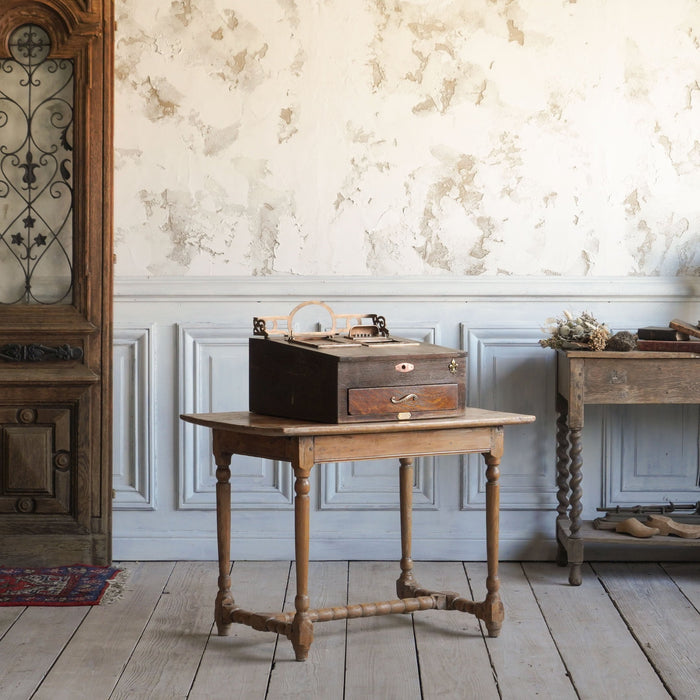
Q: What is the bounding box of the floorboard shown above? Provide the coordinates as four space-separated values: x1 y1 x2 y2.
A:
188 560 291 700
469 561 577 700
525 562 670 700
32 561 174 700
266 561 348 698
0 606 88 700
593 562 700 700
661 562 700 610
412 561 499 700
0 607 23 637
110 561 215 699
344 561 422 700
0 560 696 699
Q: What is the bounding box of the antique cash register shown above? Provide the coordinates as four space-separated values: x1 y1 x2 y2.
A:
249 301 466 423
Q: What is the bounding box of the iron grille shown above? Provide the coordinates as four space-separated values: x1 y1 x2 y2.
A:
0 23 74 305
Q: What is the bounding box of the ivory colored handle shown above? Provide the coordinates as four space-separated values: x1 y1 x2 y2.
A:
390 393 418 404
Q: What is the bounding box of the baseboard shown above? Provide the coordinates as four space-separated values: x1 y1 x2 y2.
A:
113 535 558 562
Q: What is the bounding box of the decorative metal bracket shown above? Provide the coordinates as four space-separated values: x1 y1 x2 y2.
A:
253 300 389 340
0 343 83 362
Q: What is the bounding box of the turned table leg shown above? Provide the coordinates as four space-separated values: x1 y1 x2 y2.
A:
291 463 314 661
396 457 418 598
481 448 505 637
213 433 234 636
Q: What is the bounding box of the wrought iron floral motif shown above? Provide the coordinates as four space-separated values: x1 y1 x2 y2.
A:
0 24 74 304
0 342 83 362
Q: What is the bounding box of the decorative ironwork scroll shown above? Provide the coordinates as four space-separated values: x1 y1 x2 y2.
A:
0 343 83 362
0 24 74 304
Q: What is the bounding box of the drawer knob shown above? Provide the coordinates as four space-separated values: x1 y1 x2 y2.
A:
390 393 418 404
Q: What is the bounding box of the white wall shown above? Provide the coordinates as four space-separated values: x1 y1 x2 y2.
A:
114 0 699 278
112 1 700 560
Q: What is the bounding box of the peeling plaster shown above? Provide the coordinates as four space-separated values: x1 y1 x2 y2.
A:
507 19 525 46
581 249 593 274
278 107 298 143
624 189 641 216
156 188 224 268
202 123 240 157
223 11 239 31
472 216 496 259
113 0 700 278
142 77 181 121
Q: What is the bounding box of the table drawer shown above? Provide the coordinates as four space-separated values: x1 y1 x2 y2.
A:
348 384 459 416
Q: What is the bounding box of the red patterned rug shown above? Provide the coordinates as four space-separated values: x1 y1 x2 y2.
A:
0 565 122 606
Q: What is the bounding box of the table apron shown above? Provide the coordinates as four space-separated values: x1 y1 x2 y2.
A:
311 426 500 463
575 358 699 404
213 431 299 463
213 425 502 466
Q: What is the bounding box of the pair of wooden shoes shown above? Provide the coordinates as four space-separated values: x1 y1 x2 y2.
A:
615 515 700 539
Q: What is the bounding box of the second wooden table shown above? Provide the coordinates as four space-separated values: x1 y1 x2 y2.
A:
555 349 700 585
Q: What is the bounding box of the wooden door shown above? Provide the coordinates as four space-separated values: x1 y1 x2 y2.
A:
0 1 113 565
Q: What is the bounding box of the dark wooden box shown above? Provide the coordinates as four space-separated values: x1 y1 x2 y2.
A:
249 336 466 423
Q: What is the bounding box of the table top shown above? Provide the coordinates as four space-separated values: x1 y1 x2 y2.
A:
559 350 700 359
180 408 536 436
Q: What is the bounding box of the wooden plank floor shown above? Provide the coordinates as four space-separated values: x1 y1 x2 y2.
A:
0 561 698 699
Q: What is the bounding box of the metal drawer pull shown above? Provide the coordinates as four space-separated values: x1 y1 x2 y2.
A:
390 393 418 404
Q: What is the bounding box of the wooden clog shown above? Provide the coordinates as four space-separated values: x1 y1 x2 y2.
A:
646 515 700 539
615 518 660 538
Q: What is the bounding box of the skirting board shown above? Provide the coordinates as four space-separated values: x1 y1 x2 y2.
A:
113 535 557 562
112 535 700 563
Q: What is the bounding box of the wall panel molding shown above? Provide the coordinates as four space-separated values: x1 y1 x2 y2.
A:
111 275 700 560
461 326 558 511
602 404 700 508
113 326 155 510
318 321 440 510
178 324 293 510
319 457 437 510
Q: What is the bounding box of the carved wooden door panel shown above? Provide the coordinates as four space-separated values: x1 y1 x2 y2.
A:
0 1 113 565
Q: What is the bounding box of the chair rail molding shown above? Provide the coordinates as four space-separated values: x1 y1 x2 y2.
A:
115 274 700 303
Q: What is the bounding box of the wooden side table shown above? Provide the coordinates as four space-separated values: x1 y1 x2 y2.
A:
180 409 535 661
555 350 700 586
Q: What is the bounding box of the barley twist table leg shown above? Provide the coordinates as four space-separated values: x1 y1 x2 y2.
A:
567 428 583 586
291 467 314 661
555 394 570 567
396 457 418 598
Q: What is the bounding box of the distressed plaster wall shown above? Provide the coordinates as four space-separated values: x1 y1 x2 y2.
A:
114 0 700 279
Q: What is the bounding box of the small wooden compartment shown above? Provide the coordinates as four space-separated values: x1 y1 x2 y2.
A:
347 384 459 417
248 302 466 423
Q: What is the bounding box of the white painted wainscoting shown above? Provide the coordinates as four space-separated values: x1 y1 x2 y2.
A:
112 276 700 561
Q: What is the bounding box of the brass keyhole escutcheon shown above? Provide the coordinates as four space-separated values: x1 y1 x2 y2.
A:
448 359 458 374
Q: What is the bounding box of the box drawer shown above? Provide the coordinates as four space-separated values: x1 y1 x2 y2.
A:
348 384 459 417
